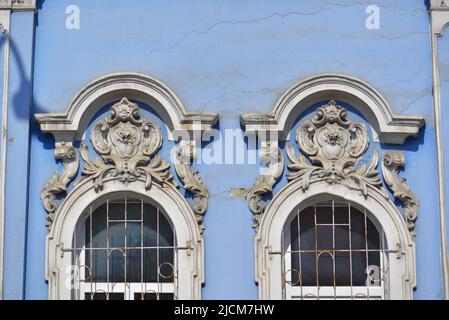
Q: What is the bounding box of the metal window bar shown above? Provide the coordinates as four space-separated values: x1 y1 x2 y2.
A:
281 201 391 300
68 197 179 300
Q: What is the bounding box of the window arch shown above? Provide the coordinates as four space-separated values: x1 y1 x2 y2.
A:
283 198 389 300
46 180 204 300
36 73 215 300
244 96 419 300
255 181 416 300
73 196 177 300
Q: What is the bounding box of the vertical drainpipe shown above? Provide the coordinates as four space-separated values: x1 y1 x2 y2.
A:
0 8 10 301
429 0 449 300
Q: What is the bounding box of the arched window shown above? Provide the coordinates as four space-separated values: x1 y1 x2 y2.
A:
283 199 388 300
72 196 176 300
245 95 419 300
36 74 214 300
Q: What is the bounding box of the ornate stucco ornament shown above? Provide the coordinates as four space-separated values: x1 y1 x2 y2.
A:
287 101 387 198
76 98 177 191
230 141 284 229
41 142 79 229
0 0 37 10
174 141 209 227
382 151 419 236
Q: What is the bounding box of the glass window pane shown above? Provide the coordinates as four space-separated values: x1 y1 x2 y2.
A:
300 252 317 286
317 225 333 250
74 196 176 300
159 213 174 247
335 252 351 286
298 207 315 250
315 201 333 224
90 249 107 282
127 222 141 248
289 200 384 292
143 249 158 282
143 204 158 247
109 249 126 283
127 199 142 220
159 248 175 283
91 206 107 248
317 253 334 286
109 201 125 220
109 222 125 248
351 250 367 286
334 225 349 250
334 203 349 224
126 248 142 283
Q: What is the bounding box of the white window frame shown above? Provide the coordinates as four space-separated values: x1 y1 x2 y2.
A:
282 201 388 300
46 178 204 300
255 180 416 300
73 198 177 300
239 73 420 300
35 73 215 300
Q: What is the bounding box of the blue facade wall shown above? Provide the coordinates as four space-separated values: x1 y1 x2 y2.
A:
3 11 35 299
0 0 443 299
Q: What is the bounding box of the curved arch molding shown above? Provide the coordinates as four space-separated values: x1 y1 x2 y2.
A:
35 73 217 235
255 179 416 299
46 178 204 299
35 72 218 141
240 73 424 144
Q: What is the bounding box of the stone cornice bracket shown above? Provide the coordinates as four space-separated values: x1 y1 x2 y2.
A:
0 0 36 10
286 101 387 198
41 141 79 230
174 140 209 229
382 151 419 237
231 140 284 229
430 0 449 35
240 74 424 144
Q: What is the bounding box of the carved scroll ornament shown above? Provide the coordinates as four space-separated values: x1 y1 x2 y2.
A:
41 142 79 229
287 101 387 198
230 141 284 229
76 98 177 191
382 151 419 236
174 141 209 227
41 97 213 231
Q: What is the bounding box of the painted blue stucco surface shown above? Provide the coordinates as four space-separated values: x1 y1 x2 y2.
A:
3 11 35 299
0 0 442 299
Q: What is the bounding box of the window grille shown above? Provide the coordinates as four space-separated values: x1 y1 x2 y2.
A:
70 196 177 300
282 200 393 300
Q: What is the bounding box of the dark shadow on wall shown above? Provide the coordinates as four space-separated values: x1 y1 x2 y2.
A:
0 12 54 152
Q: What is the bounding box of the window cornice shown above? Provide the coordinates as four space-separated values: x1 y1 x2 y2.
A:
240 73 424 145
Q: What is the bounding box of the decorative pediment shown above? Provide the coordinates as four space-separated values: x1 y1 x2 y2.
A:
40 97 211 232
287 100 385 197
76 98 176 191
237 100 419 236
